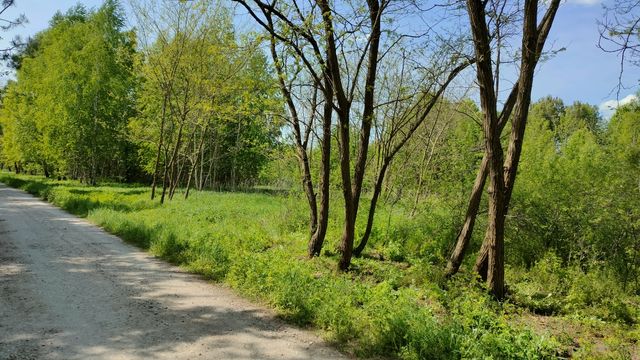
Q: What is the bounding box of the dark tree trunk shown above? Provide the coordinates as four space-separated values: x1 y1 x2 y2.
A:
308 88 333 257
151 92 169 200
185 124 207 200
484 151 507 299
336 108 355 271
446 154 488 276
449 0 561 292
334 0 382 271
353 160 388 257
466 0 505 298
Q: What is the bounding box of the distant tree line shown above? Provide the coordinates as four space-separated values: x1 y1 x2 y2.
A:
0 0 279 192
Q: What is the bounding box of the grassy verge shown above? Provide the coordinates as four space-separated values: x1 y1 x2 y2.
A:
1 173 637 359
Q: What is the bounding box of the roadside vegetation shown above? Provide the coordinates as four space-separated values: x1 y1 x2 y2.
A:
1 172 638 359
0 0 639 358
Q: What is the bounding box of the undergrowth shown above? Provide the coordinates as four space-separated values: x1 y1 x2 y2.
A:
1 173 637 359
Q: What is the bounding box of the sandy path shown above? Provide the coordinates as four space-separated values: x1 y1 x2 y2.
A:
0 183 346 360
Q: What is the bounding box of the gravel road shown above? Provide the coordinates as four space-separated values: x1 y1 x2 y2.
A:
0 183 346 360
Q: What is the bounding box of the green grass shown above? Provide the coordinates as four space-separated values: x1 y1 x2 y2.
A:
1 172 637 359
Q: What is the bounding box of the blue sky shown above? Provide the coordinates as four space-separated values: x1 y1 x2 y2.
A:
1 0 638 117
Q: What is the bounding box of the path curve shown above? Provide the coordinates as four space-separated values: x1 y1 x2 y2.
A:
0 183 346 360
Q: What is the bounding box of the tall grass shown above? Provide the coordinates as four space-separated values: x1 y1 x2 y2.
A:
2 173 636 359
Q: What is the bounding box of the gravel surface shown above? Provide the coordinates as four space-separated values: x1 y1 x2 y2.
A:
0 183 346 360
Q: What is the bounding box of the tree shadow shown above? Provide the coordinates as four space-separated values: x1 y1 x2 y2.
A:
0 187 344 360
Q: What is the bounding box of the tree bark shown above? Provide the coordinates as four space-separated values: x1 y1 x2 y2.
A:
267 28 319 239
466 0 506 298
308 88 333 257
151 91 169 200
450 0 561 286
333 0 383 271
446 154 488 276
185 124 208 200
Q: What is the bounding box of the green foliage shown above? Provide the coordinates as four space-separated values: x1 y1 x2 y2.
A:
509 96 640 295
1 172 574 359
0 1 138 182
129 1 280 190
0 2 638 357
509 253 638 326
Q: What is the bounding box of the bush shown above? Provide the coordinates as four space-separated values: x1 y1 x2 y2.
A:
510 252 638 325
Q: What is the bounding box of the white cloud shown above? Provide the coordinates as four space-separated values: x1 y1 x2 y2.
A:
599 94 638 119
566 0 601 5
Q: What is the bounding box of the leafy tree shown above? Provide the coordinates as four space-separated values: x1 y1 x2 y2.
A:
509 96 640 293
529 96 565 133
130 0 280 202
0 1 137 183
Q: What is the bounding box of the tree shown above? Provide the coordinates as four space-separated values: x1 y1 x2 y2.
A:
0 1 137 183
529 95 565 132
130 0 205 200
235 0 472 269
605 99 640 290
352 51 473 257
232 0 344 259
452 0 561 298
130 0 279 201
265 17 323 244
558 101 602 141
446 1 561 279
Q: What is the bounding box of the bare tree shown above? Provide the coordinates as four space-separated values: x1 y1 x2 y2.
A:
598 0 640 96
236 0 476 268
267 20 320 242
352 51 473 257
233 0 335 257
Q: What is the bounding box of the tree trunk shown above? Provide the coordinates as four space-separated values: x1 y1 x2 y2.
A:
300 148 318 237
186 124 208 200
308 89 333 257
466 0 505 298
484 154 506 299
151 92 169 200
353 160 389 257
161 119 184 204
335 0 382 271
474 235 490 280
446 154 488 276
169 153 186 200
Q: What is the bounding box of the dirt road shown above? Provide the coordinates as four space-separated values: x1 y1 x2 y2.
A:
0 184 345 360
